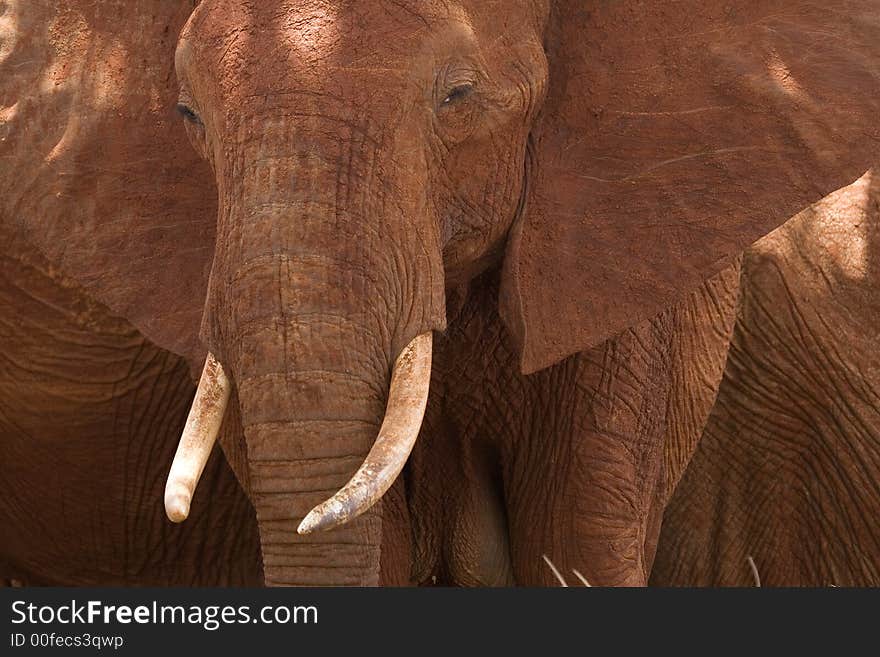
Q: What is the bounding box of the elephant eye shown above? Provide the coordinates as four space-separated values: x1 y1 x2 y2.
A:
441 83 474 107
176 102 202 125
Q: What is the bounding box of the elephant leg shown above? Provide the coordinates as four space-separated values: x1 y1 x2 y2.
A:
429 270 737 587
503 427 668 587
431 274 672 586
501 315 676 587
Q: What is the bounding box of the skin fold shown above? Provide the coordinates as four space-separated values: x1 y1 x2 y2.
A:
2 1 879 586
653 171 880 587
0 235 262 586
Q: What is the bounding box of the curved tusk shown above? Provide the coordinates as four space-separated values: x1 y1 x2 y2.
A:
298 332 433 534
164 352 231 523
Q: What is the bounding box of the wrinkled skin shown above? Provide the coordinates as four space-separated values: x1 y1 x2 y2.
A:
0 236 738 587
3 0 879 586
653 171 880 587
0 234 262 586
0 1 261 586
410 266 741 585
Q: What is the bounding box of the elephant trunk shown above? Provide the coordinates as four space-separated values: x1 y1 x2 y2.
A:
236 347 383 587
165 112 444 585
228 249 427 584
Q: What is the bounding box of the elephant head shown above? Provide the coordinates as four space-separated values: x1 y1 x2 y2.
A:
4 0 879 585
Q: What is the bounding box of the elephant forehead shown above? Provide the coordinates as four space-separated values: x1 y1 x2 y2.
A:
183 1 472 87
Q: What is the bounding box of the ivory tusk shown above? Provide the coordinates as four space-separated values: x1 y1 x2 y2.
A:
297 332 433 534
164 352 231 523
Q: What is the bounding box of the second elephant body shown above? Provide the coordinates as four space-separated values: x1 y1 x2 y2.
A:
654 171 880 587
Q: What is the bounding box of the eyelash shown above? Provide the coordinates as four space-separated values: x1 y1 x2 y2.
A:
441 84 474 106
176 103 202 125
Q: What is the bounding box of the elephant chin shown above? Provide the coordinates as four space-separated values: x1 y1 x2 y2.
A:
162 332 434 533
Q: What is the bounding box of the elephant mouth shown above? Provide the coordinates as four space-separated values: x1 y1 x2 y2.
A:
163 332 433 534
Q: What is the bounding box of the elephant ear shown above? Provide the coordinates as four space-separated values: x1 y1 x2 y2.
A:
500 0 880 374
0 1 213 363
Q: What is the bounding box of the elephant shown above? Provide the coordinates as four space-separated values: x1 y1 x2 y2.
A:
1 0 879 586
653 169 880 587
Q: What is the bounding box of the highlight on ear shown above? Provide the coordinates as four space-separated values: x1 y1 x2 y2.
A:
500 0 880 375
